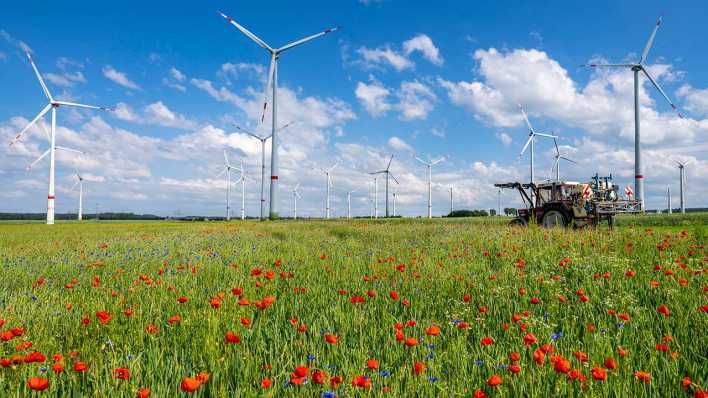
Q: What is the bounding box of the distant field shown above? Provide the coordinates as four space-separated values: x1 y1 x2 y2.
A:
0 218 705 397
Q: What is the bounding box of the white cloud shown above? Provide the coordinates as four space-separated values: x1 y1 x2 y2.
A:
355 76 392 117
388 136 413 152
396 80 437 120
357 47 414 71
45 71 86 87
676 84 708 116
102 66 141 90
496 131 512 146
170 67 186 82
403 34 443 66
112 101 197 129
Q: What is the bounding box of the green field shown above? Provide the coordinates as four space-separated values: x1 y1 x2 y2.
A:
0 218 705 397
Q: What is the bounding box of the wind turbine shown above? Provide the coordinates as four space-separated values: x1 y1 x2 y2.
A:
392 187 397 217
673 159 693 213
218 11 339 220
372 175 379 219
319 162 339 219
235 122 293 220
518 104 557 192
667 186 672 214
70 168 84 221
447 186 454 214
550 138 577 182
216 150 239 221
369 155 399 218
413 154 445 218
292 183 301 219
344 187 360 219
233 159 250 220
9 51 111 225
584 16 683 211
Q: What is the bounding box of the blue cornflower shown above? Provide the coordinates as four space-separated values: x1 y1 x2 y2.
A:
427 343 437 350
428 376 439 383
475 359 485 366
322 392 337 398
308 355 317 361
495 364 509 369
543 312 551 319
39 367 48 373
551 331 563 341
379 370 391 377
425 352 435 360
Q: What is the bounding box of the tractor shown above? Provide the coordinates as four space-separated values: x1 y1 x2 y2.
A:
495 174 640 228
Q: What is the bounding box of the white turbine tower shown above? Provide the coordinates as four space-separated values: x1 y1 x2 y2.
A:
673 159 693 214
447 186 454 214
550 138 577 182
667 186 672 214
216 150 238 221
413 154 445 219
319 162 338 219
233 160 250 220
369 155 399 218
9 52 111 225
372 175 378 219
292 183 301 219
344 188 359 219
392 186 397 217
70 168 84 221
584 16 683 211
219 11 339 220
518 104 557 192
235 122 293 220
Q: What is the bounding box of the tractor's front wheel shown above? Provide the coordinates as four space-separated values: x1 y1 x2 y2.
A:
509 217 527 227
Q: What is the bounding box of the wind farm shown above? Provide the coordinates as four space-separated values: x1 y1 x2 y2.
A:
0 3 706 398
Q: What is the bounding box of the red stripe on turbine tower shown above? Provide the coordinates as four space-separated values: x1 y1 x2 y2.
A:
271 176 278 180
48 195 55 199
635 175 644 179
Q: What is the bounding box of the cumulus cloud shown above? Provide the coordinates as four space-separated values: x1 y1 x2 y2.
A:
113 101 197 129
102 66 141 90
676 84 708 116
403 34 443 66
355 76 392 116
397 80 437 120
496 131 512 146
357 47 414 71
387 136 413 152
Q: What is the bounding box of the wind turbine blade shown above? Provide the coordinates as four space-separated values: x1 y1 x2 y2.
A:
54 101 112 111
277 26 340 53
9 104 52 147
561 156 577 164
218 11 273 51
640 16 662 64
519 136 533 156
386 154 393 171
39 118 51 142
26 148 51 170
216 167 227 179
261 54 276 123
431 157 445 166
534 132 557 139
277 121 295 131
552 137 560 156
518 104 534 132
223 150 230 166
71 180 80 190
641 67 682 117
26 52 53 101
55 146 85 154
328 161 339 172
582 63 633 68
389 173 400 184
413 155 428 165
294 182 300 191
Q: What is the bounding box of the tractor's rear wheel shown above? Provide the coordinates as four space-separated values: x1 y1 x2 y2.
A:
542 210 567 228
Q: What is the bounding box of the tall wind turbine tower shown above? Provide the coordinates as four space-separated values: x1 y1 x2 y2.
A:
673 159 692 214
236 122 293 220
447 186 454 214
369 155 398 218
9 52 111 224
320 162 338 219
667 186 672 214
291 183 301 220
584 17 683 211
216 150 237 221
219 11 339 219
344 188 359 219
413 154 445 218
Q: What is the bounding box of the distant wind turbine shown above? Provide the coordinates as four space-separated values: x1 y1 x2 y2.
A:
369 155 398 218
583 16 683 211
550 137 577 181
518 104 557 191
672 159 693 213
70 167 84 221
291 183 301 220
319 161 339 219
413 154 445 218
218 11 339 219
9 51 111 224
216 150 238 221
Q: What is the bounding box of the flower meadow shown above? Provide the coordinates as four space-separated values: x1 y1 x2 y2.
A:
0 218 706 397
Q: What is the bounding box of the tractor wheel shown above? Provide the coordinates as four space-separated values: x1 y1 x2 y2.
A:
509 217 527 227
542 210 567 228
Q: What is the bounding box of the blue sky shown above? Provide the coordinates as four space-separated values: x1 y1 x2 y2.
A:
1 0 707 217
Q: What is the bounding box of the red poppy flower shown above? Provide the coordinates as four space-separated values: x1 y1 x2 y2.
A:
487 374 503 387
27 377 49 391
312 370 326 384
196 373 209 384
591 367 607 381
389 291 400 300
293 366 309 378
480 337 493 346
509 364 521 374
634 371 651 383
655 344 669 352
324 334 338 344
426 325 440 336
241 318 251 327
180 377 200 392
573 351 589 362
95 311 112 325
366 359 379 369
553 357 571 374
474 389 488 398
168 315 181 325
145 324 158 334
52 363 64 373
405 337 418 347
330 375 343 388
657 305 670 317
530 297 540 304
509 352 521 362
114 367 130 380
137 388 151 398
261 378 272 389
351 375 371 389
224 331 240 344
604 357 617 370
463 294 471 302
413 361 425 375
177 296 188 303
73 361 88 372
24 351 45 363
533 348 545 365
523 333 537 346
